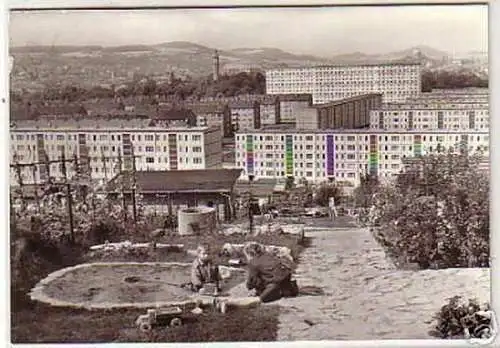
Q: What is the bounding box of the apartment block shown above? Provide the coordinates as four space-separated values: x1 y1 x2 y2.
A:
9 118 223 185
276 94 313 123
184 102 233 137
369 104 489 131
234 128 488 187
296 93 383 130
228 100 261 131
265 62 422 104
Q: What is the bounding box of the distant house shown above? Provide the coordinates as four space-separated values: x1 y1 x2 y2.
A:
155 108 197 127
258 96 280 126
228 100 261 131
184 102 233 137
275 94 313 123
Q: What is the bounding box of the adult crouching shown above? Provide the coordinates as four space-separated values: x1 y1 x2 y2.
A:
243 242 299 303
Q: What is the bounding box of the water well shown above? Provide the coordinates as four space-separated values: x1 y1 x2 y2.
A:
177 206 217 236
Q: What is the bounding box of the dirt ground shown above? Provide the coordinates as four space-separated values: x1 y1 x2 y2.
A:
12 230 307 343
40 263 246 306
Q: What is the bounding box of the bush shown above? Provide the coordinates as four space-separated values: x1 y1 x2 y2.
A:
313 183 343 207
429 296 492 339
367 150 489 269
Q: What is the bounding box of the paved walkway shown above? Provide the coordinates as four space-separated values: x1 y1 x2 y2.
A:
275 226 490 340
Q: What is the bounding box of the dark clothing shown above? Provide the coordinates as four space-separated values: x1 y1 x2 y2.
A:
246 253 298 303
190 258 221 292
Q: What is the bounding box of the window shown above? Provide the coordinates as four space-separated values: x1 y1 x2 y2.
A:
193 146 202 152
193 157 203 164
145 146 154 152
145 134 154 141
56 135 65 141
145 157 155 163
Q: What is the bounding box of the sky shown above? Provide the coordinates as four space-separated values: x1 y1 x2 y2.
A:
8 4 488 57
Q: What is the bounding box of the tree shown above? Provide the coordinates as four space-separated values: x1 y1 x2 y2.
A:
313 182 343 207
352 173 380 208
421 70 488 92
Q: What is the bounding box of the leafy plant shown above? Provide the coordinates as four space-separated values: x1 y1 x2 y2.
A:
429 296 492 339
366 150 489 269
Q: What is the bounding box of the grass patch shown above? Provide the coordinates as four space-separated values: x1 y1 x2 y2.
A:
11 302 280 343
11 230 310 343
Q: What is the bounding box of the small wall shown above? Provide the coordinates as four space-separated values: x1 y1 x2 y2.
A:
178 206 217 235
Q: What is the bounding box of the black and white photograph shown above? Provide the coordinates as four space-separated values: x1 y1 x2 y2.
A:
6 2 496 344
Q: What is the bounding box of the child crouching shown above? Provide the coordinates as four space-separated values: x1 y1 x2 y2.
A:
189 245 221 293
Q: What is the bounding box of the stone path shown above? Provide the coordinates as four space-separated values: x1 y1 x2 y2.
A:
275 226 491 341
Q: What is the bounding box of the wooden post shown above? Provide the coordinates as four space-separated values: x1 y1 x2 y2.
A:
61 149 75 244
32 164 40 213
248 175 254 235
117 150 127 222
131 151 138 225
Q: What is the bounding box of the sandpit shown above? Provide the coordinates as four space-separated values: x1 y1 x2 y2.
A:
30 262 247 309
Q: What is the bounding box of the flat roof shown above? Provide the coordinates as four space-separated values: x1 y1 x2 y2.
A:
265 61 421 71
107 169 242 193
235 128 489 135
313 93 382 108
10 120 218 133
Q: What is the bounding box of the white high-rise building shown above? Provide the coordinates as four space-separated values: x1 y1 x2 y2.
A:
265 62 422 104
234 128 488 187
369 104 489 131
9 118 223 185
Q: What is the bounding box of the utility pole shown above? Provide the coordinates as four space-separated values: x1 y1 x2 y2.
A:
248 175 254 235
60 149 75 244
32 164 40 213
117 150 127 222
131 147 138 225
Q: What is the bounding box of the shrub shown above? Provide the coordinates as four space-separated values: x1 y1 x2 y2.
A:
313 182 343 207
366 150 489 269
429 296 492 339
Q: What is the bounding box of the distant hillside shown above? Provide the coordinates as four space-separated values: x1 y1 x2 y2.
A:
10 41 462 91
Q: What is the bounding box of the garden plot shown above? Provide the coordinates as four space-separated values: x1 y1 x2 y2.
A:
30 262 246 309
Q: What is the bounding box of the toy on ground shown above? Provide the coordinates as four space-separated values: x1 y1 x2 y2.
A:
135 306 184 332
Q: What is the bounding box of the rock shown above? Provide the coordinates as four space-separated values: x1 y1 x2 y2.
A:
191 307 203 315
150 229 166 239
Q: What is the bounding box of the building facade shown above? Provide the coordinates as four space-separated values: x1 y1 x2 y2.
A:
234 129 488 187
184 102 233 137
229 100 261 131
259 98 281 126
369 104 489 131
265 62 422 104
277 94 313 123
9 119 223 185
296 93 383 130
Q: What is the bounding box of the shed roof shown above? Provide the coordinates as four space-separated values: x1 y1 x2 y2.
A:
107 169 242 193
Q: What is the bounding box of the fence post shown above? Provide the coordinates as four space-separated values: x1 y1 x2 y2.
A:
61 149 75 244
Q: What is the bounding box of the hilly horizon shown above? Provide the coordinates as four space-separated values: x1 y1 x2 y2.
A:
9 41 487 92
10 40 453 63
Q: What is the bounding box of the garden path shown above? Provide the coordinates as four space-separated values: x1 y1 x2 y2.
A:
274 221 490 341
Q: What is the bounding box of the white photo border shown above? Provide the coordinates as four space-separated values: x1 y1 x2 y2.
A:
1 1 497 347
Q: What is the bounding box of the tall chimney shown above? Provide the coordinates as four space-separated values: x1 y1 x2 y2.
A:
213 50 220 82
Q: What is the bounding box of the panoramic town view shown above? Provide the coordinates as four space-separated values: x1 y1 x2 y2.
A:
9 4 494 344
